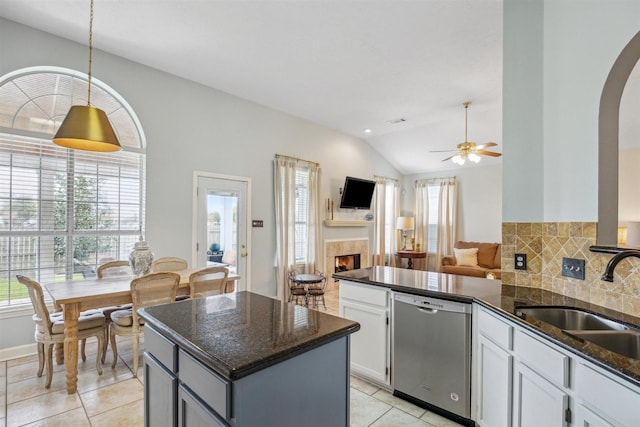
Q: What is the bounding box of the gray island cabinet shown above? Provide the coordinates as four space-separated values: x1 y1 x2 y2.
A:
139 291 359 427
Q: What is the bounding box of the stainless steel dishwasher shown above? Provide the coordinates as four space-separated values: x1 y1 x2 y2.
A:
392 292 472 422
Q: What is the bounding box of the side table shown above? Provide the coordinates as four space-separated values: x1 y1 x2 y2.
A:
395 250 427 269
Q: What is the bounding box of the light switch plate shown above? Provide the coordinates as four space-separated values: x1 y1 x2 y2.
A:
562 257 585 280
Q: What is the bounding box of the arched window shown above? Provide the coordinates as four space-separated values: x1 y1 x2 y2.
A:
0 67 146 307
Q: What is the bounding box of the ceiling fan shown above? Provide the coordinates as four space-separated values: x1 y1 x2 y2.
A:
431 102 502 165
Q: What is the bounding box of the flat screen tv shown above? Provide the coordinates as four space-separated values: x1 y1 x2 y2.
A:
339 176 376 210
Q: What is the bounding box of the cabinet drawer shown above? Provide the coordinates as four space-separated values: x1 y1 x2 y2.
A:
478 307 513 350
178 384 227 427
340 281 388 307
146 326 177 373
575 362 640 427
514 329 569 387
178 350 231 420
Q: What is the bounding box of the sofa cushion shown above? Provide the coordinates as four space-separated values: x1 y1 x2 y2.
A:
454 248 479 267
455 241 499 269
441 265 488 278
493 245 502 270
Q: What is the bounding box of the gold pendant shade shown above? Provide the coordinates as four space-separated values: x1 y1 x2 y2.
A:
52 0 121 152
53 105 121 152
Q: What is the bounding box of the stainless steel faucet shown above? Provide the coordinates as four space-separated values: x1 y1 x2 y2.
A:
601 249 640 282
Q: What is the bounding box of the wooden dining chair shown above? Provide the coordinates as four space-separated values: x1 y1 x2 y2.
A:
95 260 134 362
17 275 107 388
151 257 188 272
109 272 180 377
97 260 132 278
189 266 229 298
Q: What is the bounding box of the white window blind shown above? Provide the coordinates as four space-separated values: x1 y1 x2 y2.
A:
295 168 310 264
427 185 440 252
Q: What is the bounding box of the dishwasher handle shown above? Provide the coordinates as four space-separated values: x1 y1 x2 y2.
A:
417 307 438 314
393 292 472 314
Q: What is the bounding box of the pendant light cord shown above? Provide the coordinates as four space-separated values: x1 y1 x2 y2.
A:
463 101 470 143
87 0 94 106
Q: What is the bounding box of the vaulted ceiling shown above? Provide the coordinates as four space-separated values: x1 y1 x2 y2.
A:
1 1 636 174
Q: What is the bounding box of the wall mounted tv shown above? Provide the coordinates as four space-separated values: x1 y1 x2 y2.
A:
339 176 376 210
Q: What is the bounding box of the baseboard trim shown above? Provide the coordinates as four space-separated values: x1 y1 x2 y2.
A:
0 343 37 362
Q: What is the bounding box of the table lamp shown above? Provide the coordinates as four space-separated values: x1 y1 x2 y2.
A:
396 217 415 250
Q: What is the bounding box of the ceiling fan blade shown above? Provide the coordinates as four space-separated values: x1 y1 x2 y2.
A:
441 154 457 162
475 142 497 150
476 150 502 157
429 149 456 153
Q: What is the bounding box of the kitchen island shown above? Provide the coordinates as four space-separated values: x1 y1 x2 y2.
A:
138 291 359 427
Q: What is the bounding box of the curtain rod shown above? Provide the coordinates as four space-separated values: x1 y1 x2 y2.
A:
374 174 398 182
415 176 456 184
275 153 320 167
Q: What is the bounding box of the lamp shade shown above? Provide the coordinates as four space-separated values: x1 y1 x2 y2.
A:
396 216 414 231
53 105 121 152
626 222 640 247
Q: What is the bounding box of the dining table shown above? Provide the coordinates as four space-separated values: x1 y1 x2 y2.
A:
43 268 240 394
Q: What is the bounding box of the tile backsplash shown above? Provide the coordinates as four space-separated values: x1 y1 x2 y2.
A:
502 222 640 317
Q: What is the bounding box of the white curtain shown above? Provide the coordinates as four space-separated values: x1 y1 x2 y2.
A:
274 157 322 301
372 177 400 267
415 177 457 271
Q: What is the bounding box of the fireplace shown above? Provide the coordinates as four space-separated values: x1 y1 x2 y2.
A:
324 238 369 282
335 253 361 274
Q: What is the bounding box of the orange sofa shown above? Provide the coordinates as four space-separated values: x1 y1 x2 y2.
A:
441 241 501 279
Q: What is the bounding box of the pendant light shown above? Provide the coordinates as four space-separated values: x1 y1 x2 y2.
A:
53 0 121 152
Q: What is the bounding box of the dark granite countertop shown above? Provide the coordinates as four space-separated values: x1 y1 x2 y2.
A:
138 291 360 381
334 266 640 388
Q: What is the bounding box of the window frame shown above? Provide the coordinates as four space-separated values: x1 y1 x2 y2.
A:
0 67 146 309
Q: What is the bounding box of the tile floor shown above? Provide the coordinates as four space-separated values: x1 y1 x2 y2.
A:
1 283 463 427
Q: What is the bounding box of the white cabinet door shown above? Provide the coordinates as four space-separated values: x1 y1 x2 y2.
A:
573 403 615 427
574 361 640 427
476 335 513 427
340 299 389 385
512 361 568 427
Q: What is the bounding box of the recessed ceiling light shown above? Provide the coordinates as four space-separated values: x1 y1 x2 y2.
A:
364 129 372 133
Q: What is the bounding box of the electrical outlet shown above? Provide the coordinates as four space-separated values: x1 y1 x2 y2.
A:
562 257 586 280
515 253 527 270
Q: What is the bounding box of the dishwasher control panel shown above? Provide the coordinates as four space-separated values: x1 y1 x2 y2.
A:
393 293 472 314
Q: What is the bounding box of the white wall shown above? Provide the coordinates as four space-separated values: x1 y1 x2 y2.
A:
619 147 640 224
0 18 401 350
402 164 503 243
503 0 640 222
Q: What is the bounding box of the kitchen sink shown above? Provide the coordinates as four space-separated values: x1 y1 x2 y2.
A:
564 330 640 359
515 306 640 359
514 307 629 331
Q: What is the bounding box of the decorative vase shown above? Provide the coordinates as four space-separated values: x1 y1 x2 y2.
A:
129 236 154 276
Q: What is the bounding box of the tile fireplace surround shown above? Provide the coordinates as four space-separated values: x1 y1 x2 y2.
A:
324 238 370 279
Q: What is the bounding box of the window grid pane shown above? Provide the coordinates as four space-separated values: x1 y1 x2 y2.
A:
0 119 144 307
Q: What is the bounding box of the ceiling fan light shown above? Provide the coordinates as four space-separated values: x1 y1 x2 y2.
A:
468 153 481 163
452 154 465 165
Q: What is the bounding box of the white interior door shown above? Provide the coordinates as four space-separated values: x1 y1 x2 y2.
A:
194 172 250 291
